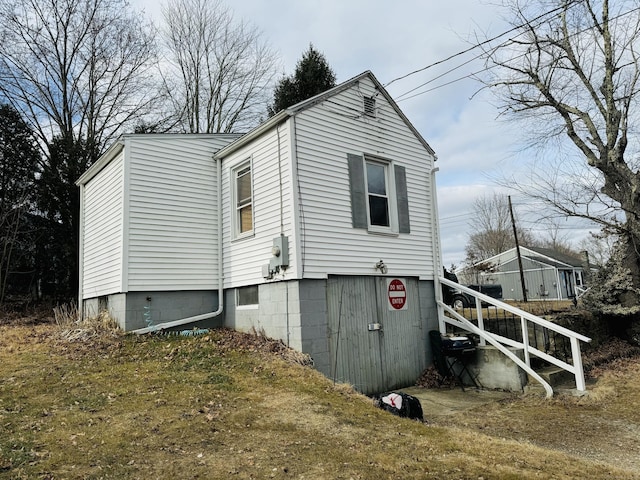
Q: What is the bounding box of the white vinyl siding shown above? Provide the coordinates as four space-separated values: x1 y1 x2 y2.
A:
126 135 237 291
221 128 297 287
82 153 124 298
293 76 436 279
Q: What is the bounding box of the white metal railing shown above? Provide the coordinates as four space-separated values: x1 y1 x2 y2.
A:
575 285 591 299
437 276 591 398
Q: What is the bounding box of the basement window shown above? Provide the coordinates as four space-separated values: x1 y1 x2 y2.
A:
237 285 258 307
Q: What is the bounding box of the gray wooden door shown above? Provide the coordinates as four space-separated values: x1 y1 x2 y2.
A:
327 275 423 395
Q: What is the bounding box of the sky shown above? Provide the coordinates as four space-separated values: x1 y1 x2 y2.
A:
134 0 598 268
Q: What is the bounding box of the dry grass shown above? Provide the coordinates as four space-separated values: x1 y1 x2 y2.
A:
0 311 638 479
428 355 640 474
447 301 576 327
53 304 122 343
508 299 575 315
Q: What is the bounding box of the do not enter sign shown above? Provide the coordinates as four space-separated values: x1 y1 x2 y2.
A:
388 278 407 311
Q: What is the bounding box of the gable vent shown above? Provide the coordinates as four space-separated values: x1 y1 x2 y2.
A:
363 96 376 117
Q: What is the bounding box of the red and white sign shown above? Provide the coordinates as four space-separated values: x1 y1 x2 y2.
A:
388 278 407 311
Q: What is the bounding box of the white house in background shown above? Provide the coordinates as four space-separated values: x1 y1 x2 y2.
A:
76 71 441 394
460 246 588 301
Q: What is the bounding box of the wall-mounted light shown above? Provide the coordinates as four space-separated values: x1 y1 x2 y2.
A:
375 259 388 274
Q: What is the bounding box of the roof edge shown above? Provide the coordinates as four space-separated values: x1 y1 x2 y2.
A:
76 138 125 186
215 70 437 159
214 110 290 159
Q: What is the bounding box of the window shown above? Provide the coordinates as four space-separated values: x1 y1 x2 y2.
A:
366 160 390 227
237 285 259 306
364 96 376 117
234 162 253 236
347 153 410 234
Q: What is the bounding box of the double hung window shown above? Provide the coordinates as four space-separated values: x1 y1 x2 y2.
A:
234 161 253 237
348 153 410 235
366 159 390 228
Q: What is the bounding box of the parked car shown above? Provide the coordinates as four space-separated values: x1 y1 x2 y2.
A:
451 284 503 309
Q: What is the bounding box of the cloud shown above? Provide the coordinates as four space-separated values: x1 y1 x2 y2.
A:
134 0 567 267
436 183 504 267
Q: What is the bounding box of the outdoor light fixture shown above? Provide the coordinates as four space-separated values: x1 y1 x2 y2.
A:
375 259 388 274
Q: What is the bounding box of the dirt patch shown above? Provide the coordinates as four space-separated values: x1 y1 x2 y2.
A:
422 356 640 474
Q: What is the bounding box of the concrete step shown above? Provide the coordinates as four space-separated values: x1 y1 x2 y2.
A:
525 366 581 396
535 366 575 387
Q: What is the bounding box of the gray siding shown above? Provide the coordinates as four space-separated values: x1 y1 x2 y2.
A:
222 277 437 394
494 257 564 300
327 276 430 394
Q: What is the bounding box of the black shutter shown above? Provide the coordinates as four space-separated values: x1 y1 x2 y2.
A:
395 164 410 234
347 154 367 229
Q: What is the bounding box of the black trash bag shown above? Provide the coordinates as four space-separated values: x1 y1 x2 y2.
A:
373 392 424 421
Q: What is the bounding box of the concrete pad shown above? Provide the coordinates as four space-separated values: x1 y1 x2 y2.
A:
400 386 513 417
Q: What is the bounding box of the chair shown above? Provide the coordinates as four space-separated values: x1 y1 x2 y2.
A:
429 330 479 390
429 330 453 383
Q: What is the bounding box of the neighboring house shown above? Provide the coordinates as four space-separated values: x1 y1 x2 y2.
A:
460 246 588 301
76 71 441 395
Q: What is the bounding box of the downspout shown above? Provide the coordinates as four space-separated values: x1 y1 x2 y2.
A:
289 116 303 278
430 166 442 274
430 166 446 333
132 156 225 334
277 122 290 347
77 183 85 321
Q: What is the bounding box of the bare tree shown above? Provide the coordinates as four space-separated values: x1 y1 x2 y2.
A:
533 218 577 254
465 193 535 262
481 0 640 306
161 0 279 133
0 0 160 154
578 230 617 267
0 0 160 298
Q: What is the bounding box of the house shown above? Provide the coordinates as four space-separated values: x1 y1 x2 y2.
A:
76 71 441 395
460 246 588 301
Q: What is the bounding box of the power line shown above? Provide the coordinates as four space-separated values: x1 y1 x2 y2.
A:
388 3 640 101
395 54 481 101
383 1 581 89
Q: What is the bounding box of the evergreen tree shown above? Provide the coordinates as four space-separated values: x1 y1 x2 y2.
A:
36 136 96 298
268 44 337 116
0 104 40 302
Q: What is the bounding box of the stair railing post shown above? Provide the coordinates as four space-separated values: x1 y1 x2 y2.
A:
571 336 587 392
475 297 486 346
520 315 531 368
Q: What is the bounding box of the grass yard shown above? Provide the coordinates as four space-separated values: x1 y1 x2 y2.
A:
0 309 638 479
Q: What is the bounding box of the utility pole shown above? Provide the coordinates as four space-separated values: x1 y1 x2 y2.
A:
509 195 527 302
